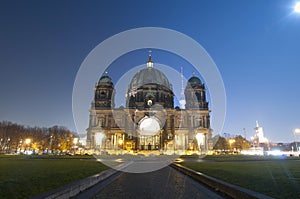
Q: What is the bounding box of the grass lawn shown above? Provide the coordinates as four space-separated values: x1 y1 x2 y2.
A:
202 154 300 161
0 155 109 199
181 156 300 199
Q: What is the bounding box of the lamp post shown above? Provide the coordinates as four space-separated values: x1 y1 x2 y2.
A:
6 137 10 153
49 135 53 154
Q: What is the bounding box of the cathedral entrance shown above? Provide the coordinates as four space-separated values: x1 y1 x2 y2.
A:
138 116 161 150
139 134 160 150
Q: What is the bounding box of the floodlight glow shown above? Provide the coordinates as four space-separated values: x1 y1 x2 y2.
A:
118 139 123 145
95 133 104 146
25 138 31 145
174 158 184 163
73 137 79 144
228 139 236 145
268 150 283 156
196 133 204 145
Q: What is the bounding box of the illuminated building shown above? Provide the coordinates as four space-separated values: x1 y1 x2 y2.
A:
251 121 269 147
86 54 211 154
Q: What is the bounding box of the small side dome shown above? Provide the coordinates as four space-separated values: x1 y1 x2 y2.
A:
188 76 202 85
98 75 113 84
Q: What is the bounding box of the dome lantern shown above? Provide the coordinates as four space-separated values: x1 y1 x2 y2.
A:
147 50 154 68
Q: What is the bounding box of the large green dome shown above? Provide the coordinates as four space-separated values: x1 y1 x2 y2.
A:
129 67 172 90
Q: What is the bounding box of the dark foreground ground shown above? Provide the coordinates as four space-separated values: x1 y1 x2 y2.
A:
74 165 225 199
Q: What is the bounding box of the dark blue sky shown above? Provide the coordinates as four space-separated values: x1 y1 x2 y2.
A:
1 0 300 142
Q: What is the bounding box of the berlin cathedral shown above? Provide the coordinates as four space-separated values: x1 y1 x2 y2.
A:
86 54 212 155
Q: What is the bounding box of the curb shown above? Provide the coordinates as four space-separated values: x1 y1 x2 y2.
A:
171 163 274 199
31 162 131 199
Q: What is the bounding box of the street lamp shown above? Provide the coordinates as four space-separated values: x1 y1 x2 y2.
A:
5 137 10 153
50 135 53 153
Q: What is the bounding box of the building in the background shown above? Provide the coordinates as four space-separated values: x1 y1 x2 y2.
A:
251 121 269 148
78 134 87 146
179 67 186 109
86 54 211 155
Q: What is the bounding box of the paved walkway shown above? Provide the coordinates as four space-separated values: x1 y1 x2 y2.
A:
74 166 225 199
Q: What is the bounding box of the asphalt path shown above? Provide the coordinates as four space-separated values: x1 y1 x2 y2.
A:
73 163 225 199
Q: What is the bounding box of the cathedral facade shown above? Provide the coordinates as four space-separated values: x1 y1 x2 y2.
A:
86 55 211 155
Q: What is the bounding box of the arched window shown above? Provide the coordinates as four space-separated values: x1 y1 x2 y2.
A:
100 91 106 99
